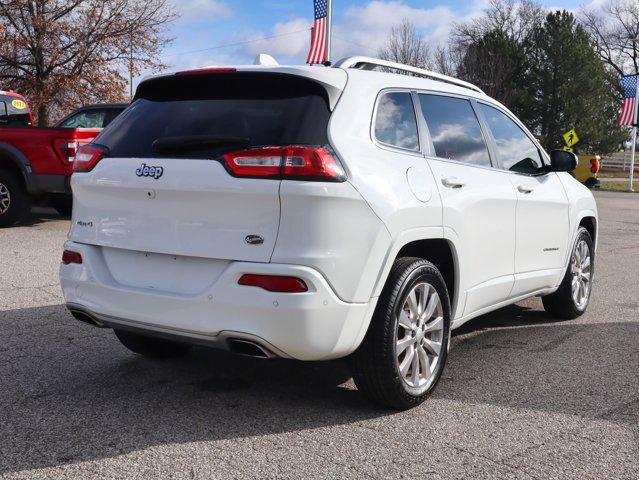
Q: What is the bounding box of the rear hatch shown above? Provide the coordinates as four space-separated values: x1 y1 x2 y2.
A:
70 70 344 267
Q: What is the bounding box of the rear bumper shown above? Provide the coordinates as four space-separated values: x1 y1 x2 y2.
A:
59 241 375 361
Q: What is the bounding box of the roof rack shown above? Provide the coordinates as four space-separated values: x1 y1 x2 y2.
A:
333 56 484 95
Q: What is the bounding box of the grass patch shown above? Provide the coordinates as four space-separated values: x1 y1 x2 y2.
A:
596 181 639 193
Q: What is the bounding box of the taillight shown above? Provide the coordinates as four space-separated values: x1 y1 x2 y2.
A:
53 139 78 163
238 274 308 293
73 144 107 173
62 250 82 265
590 158 599 174
223 146 346 181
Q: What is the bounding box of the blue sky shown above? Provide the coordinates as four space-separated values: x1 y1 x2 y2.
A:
155 0 594 77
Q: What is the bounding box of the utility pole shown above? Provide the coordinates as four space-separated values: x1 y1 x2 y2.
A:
129 25 134 100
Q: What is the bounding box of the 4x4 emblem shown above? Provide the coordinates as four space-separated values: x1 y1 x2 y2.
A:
136 163 164 180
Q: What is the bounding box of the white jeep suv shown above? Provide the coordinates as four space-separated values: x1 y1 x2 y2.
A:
60 57 597 409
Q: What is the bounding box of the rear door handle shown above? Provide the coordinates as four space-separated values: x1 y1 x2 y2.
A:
517 185 534 194
441 177 466 189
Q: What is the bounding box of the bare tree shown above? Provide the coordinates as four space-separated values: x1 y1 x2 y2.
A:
0 0 178 125
581 0 639 78
452 0 546 47
378 19 431 70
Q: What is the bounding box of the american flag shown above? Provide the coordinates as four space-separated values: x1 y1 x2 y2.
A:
618 74 638 126
307 0 328 65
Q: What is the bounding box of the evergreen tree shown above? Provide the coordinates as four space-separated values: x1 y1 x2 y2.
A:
524 11 626 153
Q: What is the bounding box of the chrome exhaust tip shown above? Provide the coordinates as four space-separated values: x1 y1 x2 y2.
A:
227 338 275 359
68 307 104 328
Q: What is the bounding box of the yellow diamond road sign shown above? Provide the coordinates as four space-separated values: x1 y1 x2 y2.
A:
563 129 579 147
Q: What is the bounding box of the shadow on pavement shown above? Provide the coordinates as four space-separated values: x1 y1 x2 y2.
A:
0 303 637 473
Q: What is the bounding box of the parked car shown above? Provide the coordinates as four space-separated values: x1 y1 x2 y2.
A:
0 97 121 226
55 103 127 129
60 58 598 409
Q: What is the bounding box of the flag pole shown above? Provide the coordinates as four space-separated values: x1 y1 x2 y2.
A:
324 0 333 66
629 75 638 192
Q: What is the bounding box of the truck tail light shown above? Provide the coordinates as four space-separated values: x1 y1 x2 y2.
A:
238 274 308 293
73 144 107 173
53 139 78 163
223 146 345 181
62 250 83 265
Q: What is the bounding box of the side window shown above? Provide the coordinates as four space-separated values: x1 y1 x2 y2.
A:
0 102 7 122
478 103 543 174
374 92 419 151
60 109 106 129
418 94 491 167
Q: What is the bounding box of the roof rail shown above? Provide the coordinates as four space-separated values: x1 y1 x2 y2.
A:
333 56 484 95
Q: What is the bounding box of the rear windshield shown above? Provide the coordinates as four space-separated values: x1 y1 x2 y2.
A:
95 73 331 159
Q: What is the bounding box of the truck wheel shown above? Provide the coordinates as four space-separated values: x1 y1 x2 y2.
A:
351 257 451 410
114 329 192 359
50 195 73 217
542 227 594 319
0 169 30 228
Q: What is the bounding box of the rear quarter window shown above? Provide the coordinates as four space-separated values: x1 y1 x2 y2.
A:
374 91 420 152
95 73 332 159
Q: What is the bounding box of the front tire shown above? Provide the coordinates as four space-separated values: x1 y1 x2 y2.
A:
0 169 30 227
542 227 594 319
114 329 192 359
351 257 451 410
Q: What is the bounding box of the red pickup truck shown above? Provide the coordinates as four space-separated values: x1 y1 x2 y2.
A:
0 92 106 227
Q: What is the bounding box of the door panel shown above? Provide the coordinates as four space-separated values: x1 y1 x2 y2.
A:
428 159 517 317
509 172 570 295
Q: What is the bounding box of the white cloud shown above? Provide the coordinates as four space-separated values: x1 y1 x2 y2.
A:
176 0 233 21
241 18 312 59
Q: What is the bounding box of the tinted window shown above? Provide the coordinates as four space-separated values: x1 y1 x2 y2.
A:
478 103 543 174
96 73 331 159
418 95 491 166
375 92 419 151
60 109 107 128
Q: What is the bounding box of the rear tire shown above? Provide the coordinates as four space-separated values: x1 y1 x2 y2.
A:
542 227 594 319
351 257 451 410
0 169 30 227
50 195 73 217
114 329 192 359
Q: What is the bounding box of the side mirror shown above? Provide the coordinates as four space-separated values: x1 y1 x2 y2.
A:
550 150 578 172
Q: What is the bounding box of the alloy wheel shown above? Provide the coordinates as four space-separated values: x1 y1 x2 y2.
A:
0 182 10 215
571 239 591 310
395 282 444 389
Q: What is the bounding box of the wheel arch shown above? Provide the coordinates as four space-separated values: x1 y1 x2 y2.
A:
0 142 33 193
371 228 461 319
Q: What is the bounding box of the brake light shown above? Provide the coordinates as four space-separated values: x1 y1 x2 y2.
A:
238 274 308 293
62 250 82 265
223 146 346 181
73 144 107 172
53 139 78 163
590 158 599 174
176 68 236 75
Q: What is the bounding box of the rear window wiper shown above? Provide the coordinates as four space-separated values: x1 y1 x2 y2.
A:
152 136 250 154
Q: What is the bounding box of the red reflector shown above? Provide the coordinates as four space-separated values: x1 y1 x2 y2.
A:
238 274 308 293
176 68 237 75
590 158 599 174
62 250 83 265
223 146 346 181
73 144 107 172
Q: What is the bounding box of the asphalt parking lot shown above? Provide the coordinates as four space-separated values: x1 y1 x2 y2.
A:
0 191 637 480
